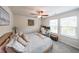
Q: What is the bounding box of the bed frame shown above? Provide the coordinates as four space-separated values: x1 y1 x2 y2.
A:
0 32 13 52
0 32 13 46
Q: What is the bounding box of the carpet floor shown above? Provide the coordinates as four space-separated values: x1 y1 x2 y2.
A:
48 40 79 53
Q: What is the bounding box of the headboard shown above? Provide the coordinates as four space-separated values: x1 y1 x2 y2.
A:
0 32 13 46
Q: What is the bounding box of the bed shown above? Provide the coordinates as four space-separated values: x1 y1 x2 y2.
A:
0 32 53 53
23 33 53 53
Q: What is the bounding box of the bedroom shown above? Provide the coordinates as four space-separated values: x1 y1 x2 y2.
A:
0 6 79 53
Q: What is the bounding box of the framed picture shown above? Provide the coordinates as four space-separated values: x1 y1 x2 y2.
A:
0 7 10 26
28 19 34 26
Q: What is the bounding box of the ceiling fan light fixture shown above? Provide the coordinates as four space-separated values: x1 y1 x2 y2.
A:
37 15 41 18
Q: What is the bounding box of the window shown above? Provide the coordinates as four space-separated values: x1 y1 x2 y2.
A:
0 7 9 26
60 16 77 38
49 19 58 33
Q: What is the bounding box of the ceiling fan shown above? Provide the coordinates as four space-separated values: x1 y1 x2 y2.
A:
30 10 48 18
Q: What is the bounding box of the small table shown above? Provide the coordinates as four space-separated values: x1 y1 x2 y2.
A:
50 33 58 41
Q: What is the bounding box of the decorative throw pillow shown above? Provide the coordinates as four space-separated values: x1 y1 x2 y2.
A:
16 32 28 42
6 37 16 47
21 34 29 42
5 36 17 53
12 40 25 52
17 36 27 47
6 34 25 53
18 32 23 37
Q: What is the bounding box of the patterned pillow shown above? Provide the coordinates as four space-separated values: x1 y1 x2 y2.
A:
12 40 25 52
17 36 27 47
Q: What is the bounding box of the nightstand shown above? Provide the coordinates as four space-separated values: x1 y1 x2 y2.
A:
50 33 58 41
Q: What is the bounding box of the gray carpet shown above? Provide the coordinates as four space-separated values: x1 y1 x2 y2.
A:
48 40 79 53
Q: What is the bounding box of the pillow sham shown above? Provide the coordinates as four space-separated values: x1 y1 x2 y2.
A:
5 36 17 53
6 37 15 47
21 34 30 42
16 32 28 42
18 32 23 37
12 40 25 52
17 36 27 47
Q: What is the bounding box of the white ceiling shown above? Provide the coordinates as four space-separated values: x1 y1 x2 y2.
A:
10 6 79 18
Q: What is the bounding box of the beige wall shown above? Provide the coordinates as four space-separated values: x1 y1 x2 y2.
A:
13 15 41 33
0 6 13 37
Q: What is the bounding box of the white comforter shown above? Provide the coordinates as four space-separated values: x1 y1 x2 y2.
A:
23 33 53 53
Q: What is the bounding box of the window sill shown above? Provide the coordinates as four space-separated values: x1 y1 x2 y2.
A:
60 34 78 40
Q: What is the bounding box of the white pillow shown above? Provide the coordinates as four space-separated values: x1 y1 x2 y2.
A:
6 38 15 47
18 32 23 36
11 33 19 39
12 40 25 52
6 35 17 47
17 36 27 47
6 36 17 53
22 34 30 42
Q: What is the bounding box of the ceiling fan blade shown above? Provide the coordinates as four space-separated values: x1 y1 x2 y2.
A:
42 15 48 16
